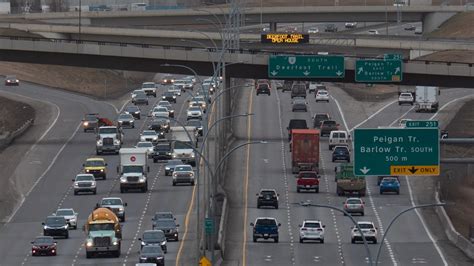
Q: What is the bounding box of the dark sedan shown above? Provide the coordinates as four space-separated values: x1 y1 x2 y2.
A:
292 99 308 112
134 93 149 105
139 245 165 265
148 117 170 133
124 106 141 119
31 236 57 256
162 91 177 103
117 113 135 128
5 75 19 86
139 230 167 253
42 216 69 239
164 159 184 176
152 219 179 241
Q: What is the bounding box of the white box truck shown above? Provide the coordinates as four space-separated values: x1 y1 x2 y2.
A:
118 148 149 193
171 126 197 166
415 86 439 113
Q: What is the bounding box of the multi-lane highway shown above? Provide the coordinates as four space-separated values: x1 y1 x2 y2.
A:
223 83 473 265
0 80 200 265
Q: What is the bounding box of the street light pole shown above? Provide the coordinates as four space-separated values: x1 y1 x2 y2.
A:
374 203 445 266
78 0 82 40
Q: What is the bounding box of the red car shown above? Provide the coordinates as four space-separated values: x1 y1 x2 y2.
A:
296 171 320 193
5 75 19 86
31 236 57 256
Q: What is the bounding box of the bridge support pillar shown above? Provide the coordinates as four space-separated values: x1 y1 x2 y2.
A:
270 22 277 32
422 11 457 34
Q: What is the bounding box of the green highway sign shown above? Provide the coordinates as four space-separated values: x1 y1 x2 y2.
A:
355 59 402 82
268 55 345 78
406 120 439 128
354 128 439 176
205 218 214 234
384 53 403 60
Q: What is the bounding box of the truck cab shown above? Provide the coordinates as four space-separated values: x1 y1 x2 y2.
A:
296 171 320 193
335 163 366 196
141 82 157 97
251 217 281 243
171 126 197 166
118 148 149 193
84 208 122 258
83 157 107 180
96 126 123 155
287 119 308 141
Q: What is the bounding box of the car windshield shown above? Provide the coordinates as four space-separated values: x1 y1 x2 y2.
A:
123 165 143 173
156 220 176 228
33 237 54 245
6 75 16 79
85 160 104 167
158 102 171 107
318 91 328 95
155 145 170 151
133 90 144 94
358 223 374 229
167 160 183 166
347 199 362 204
125 106 139 112
382 178 398 183
85 115 98 121
189 107 201 112
45 217 66 226
137 142 153 148
259 84 269 89
260 191 275 196
164 92 173 96
175 166 192 172
142 245 162 254
168 86 179 91
89 223 115 231
154 212 174 220
99 128 117 134
187 120 201 127
299 172 317 178
135 94 147 99
152 118 168 124
142 83 155 88
76 175 94 181
304 222 321 228
294 99 306 104
55 209 74 216
293 84 306 90
154 107 168 112
174 141 192 149
401 93 412 97
143 131 156 136
334 147 348 152
315 114 329 120
256 219 277 226
193 97 205 102
143 231 165 240
101 198 122 205
118 114 132 120
323 121 337 126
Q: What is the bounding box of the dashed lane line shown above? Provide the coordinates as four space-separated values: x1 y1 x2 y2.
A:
122 166 163 265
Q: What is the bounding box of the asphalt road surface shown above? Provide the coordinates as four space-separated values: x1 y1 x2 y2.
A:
223 83 473 266
0 81 200 265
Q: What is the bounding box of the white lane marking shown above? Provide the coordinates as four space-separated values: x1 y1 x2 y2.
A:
263 159 269 163
388 106 415 127
389 94 474 266
329 95 350 133
347 100 398 132
276 90 296 265
4 95 61 224
122 166 162 263
365 184 397 265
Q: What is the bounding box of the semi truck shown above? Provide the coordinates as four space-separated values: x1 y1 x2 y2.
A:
84 208 121 258
171 126 197 166
414 86 439 113
118 148 149 193
290 129 320 174
335 163 366 196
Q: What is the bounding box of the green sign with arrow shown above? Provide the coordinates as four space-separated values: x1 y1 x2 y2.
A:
355 59 402 82
268 55 345 78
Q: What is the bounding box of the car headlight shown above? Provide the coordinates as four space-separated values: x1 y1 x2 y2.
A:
172 154 177 158
118 121 123 124
170 110 174 113
173 96 176 99
86 241 93 247
83 122 89 126
112 241 119 245
119 207 124 212
43 225 49 230
161 240 166 245
96 140 103 145
162 96 166 99
100 169 104 172
141 241 146 246
91 181 96 186
139 176 146 183
114 139 120 145
120 177 127 183
167 152 171 155
85 169 90 172
191 153 195 158
63 225 68 229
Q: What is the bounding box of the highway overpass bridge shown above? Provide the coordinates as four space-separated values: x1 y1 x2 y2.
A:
4 6 466 33
0 35 472 88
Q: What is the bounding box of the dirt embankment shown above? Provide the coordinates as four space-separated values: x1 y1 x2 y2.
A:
427 12 474 40
0 62 154 99
439 100 474 239
0 95 35 135
334 83 399 102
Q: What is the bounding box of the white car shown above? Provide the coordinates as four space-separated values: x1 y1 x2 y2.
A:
141 82 157 97
398 92 414 105
315 90 330 102
345 22 358 28
189 99 207 113
53 208 78 229
329 130 350 150
299 220 325 243
136 141 154 158
351 221 378 244
167 86 181 96
151 107 170 118
307 27 319 33
73 174 96 195
140 130 159 143
172 164 195 186
187 106 203 120
368 29 379 35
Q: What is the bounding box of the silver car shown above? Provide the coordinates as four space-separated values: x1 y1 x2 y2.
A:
172 165 195 186
73 174 97 195
117 113 135 128
53 208 78 229
167 85 181 96
343 197 365 216
292 98 308 112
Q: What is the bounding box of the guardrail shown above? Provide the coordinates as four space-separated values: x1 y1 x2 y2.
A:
0 118 34 150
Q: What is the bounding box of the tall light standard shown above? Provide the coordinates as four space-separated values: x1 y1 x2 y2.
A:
78 0 82 40
374 203 445 266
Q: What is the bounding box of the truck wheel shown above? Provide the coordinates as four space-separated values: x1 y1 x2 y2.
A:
65 232 69 239
253 237 257 242
191 180 195 186
120 187 125 193
74 191 78 195
315 188 319 193
274 237 279 243
96 150 101 155
172 181 176 186
121 215 125 222
115 249 121 257
86 251 93 258
296 188 300 193
351 238 355 244
275 204 279 209
396 190 400 195
320 239 324 243
300 238 303 243
361 212 364 216
380 190 383 195
93 189 97 195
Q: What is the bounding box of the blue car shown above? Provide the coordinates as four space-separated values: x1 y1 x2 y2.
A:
251 217 281 243
380 177 400 195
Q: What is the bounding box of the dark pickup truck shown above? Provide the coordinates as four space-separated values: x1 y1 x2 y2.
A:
153 143 172 162
320 120 339 136
251 217 281 243
287 119 308 141
296 171 320 193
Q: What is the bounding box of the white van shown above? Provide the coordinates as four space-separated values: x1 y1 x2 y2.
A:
329 130 350 150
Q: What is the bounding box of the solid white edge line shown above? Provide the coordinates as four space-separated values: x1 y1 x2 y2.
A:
349 100 398 132
388 106 415 127
330 95 350 133
6 122 82 223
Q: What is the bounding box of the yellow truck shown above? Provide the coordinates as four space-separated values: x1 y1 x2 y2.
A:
83 157 107 180
84 208 121 258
